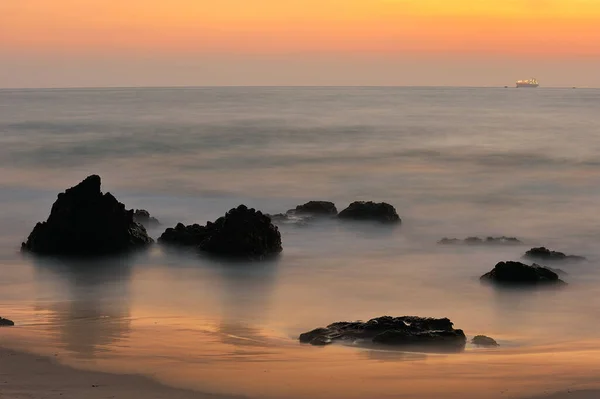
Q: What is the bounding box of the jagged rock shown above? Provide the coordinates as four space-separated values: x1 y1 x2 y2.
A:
438 236 522 245
523 247 586 262
481 261 565 285
0 317 14 326
159 205 282 260
21 175 153 256
338 202 401 223
299 316 466 349
293 201 338 215
133 209 160 228
472 335 499 347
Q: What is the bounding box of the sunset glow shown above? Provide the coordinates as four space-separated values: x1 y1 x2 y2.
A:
2 0 600 87
3 0 600 56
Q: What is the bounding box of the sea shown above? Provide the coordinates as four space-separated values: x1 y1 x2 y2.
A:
1 87 599 399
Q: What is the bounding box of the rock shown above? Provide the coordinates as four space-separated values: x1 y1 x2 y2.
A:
158 223 211 247
438 236 522 245
159 205 282 260
481 261 565 285
267 201 337 226
472 335 499 347
299 316 466 349
21 175 153 256
133 209 160 228
293 201 338 215
266 212 312 226
523 247 586 262
0 317 14 326
338 202 401 223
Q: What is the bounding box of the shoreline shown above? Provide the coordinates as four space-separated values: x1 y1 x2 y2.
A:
0 346 244 399
1 345 599 399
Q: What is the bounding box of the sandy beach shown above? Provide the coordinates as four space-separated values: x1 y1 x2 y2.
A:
0 347 241 399
1 345 599 399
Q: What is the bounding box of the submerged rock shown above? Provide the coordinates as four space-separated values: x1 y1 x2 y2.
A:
439 236 522 245
338 202 401 223
133 209 160 228
159 205 282 260
0 317 14 326
471 335 499 347
481 261 565 285
21 175 153 256
299 316 466 349
523 247 586 262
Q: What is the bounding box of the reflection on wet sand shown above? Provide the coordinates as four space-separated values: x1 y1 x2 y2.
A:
207 256 282 354
30 254 134 358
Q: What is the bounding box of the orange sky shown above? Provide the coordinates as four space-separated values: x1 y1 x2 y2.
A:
2 0 600 86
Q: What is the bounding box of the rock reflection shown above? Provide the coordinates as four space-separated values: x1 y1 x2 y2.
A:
205 256 280 352
363 349 427 362
30 254 134 358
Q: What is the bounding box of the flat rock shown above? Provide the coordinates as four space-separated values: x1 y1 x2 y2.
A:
133 209 160 228
299 316 466 349
439 236 522 245
159 205 282 260
471 335 499 347
338 202 401 223
481 261 565 285
523 247 586 262
21 175 153 256
0 317 15 326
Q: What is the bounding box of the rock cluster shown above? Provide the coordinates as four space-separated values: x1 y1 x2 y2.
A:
523 247 585 262
159 205 282 260
439 236 521 245
299 316 466 349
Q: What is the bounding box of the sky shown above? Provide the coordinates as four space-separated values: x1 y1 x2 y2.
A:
1 0 600 87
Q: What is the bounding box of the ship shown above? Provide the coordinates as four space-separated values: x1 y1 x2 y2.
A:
516 78 539 88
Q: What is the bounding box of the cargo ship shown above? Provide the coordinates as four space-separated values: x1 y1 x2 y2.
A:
516 78 539 88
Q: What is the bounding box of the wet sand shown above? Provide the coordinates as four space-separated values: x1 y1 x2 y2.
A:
0 347 242 399
2 343 600 399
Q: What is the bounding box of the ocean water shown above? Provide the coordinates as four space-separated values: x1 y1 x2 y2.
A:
1 87 600 399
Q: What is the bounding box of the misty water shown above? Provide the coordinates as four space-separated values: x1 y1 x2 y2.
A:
1 87 600 398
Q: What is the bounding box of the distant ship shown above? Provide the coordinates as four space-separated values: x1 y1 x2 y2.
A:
516 78 539 88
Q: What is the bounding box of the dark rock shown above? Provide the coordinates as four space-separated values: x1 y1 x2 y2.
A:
159 205 282 260
21 175 153 256
293 201 338 215
438 238 461 245
338 202 401 223
481 261 565 285
267 201 337 226
299 316 466 349
133 209 160 228
158 223 211 247
0 317 14 326
523 247 586 262
471 335 499 347
438 236 522 245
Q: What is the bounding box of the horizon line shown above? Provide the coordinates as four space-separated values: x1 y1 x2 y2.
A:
0 84 595 91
